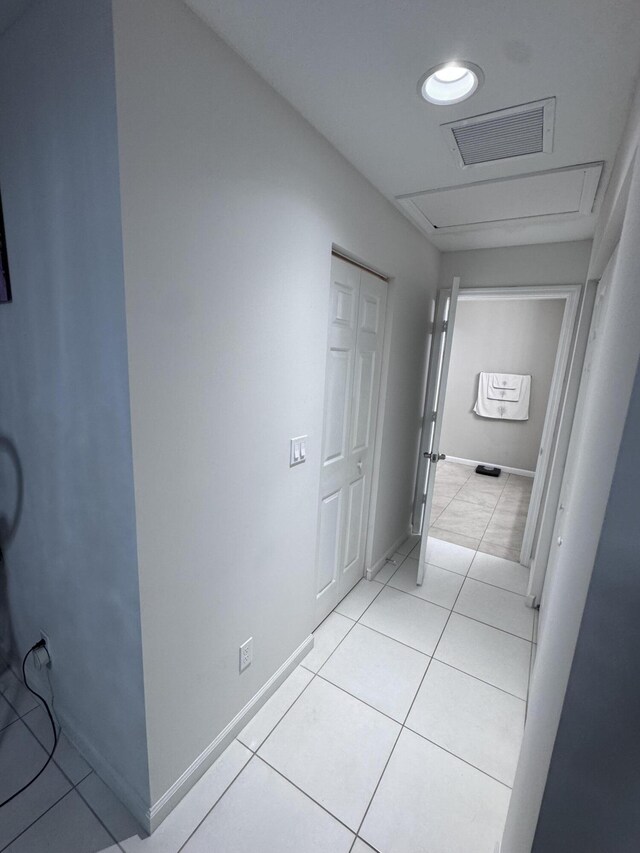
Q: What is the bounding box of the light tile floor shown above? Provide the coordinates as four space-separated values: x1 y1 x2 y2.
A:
430 461 534 562
0 534 538 852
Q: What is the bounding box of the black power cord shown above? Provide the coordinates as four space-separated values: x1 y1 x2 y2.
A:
0 641 58 809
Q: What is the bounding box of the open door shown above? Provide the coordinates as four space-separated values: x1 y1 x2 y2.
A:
412 278 460 585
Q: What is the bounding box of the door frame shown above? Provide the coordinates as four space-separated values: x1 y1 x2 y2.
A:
450 283 582 569
527 279 599 607
328 246 394 590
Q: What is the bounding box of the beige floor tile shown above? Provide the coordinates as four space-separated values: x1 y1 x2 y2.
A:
435 499 493 540
482 517 526 550
435 462 473 488
430 497 451 522
494 492 531 517
477 540 522 562
433 481 462 502
503 474 534 493
429 527 481 551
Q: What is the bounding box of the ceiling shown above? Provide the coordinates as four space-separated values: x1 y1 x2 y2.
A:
186 0 640 250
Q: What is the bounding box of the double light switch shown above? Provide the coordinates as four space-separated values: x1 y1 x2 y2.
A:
290 435 307 467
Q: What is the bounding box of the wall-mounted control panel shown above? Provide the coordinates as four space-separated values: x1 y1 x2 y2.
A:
290 435 307 467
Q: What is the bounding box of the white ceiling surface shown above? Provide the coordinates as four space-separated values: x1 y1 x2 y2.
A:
186 0 640 250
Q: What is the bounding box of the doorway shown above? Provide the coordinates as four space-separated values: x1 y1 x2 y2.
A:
314 253 389 626
413 283 581 587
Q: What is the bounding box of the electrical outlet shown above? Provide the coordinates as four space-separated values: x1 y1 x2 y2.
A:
239 637 253 672
39 631 52 667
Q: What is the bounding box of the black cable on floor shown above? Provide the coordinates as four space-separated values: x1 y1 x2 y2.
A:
0 642 58 809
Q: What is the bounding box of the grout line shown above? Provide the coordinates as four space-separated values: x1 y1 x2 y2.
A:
254 604 365 754
462 572 530 598
391 558 468 582
436 609 532 645
350 543 470 842
350 718 405 842
177 751 254 852
200 532 529 847
353 836 383 853
241 668 319 754
428 657 528 703
402 726 514 790
431 509 491 545
364 578 532 645
476 543 523 563
182 529 529 848
255 754 357 837
341 621 440 657
312 605 355 633
453 590 534 641
72 773 127 850
472 473 515 549
20 708 93 791
334 579 385 621
258 529 525 846
311 672 413 726
385 576 462 610
0 783 83 853
477 483 532 557
369 583 451 614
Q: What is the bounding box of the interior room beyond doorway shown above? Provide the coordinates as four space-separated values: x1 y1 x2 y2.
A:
429 294 565 563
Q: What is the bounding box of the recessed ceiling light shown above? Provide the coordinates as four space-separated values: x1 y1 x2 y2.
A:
418 61 484 106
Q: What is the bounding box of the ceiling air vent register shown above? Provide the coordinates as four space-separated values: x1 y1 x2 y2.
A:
441 98 556 167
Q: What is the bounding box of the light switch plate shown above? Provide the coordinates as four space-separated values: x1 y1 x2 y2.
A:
290 435 307 467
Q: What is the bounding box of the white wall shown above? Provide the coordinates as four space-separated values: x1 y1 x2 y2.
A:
533 355 640 851
441 298 564 471
0 0 149 815
438 240 592 291
112 0 439 807
501 80 640 852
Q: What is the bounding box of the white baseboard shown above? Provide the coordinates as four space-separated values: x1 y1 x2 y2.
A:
147 633 314 831
366 529 410 581
26 633 313 834
446 455 535 478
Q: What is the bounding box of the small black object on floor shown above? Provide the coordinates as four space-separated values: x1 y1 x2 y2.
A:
476 464 501 477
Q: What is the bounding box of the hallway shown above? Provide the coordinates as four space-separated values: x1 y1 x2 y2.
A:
0 533 537 851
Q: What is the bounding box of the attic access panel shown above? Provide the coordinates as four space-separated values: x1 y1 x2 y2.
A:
396 163 603 233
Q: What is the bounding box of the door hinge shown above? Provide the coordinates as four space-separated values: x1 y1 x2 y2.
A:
442 320 449 332
431 410 437 422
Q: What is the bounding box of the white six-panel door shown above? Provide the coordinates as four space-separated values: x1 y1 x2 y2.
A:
315 256 387 625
